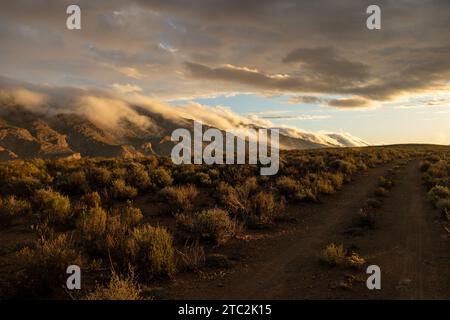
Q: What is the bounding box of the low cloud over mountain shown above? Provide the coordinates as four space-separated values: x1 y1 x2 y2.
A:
0 77 367 159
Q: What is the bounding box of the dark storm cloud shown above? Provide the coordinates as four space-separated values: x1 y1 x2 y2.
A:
0 0 449 104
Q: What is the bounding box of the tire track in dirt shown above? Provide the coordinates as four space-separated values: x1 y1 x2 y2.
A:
348 160 450 299
167 163 401 299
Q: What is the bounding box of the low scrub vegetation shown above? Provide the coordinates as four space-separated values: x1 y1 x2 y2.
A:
420 152 450 223
320 243 366 268
0 146 422 298
86 270 141 300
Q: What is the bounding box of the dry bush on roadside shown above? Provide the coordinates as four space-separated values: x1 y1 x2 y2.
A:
159 184 199 214
86 270 141 300
176 241 206 271
131 225 176 279
176 208 240 245
320 243 345 266
33 188 72 225
217 177 258 215
275 176 315 202
428 185 450 205
248 191 286 227
320 243 366 268
195 208 237 245
346 252 366 268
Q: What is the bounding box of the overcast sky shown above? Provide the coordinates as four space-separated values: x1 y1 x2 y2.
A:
0 0 449 144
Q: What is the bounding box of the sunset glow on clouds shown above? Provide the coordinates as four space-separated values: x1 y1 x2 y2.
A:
0 0 449 144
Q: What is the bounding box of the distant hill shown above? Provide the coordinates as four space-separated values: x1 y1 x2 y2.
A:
0 103 368 160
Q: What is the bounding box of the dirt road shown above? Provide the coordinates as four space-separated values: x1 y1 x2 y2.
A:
166 161 450 299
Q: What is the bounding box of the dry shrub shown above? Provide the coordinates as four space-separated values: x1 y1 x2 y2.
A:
249 191 285 227
159 184 198 214
33 188 71 225
111 179 138 201
217 177 258 215
131 225 176 279
149 167 173 189
176 241 206 271
17 234 81 295
120 201 144 228
127 163 151 191
87 166 112 187
428 185 450 205
86 270 141 300
275 176 314 202
80 192 101 208
320 243 345 266
346 252 366 268
0 195 31 225
320 243 366 268
324 172 344 190
77 205 107 242
314 176 335 194
192 208 238 245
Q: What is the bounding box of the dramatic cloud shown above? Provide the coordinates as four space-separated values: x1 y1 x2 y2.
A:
327 98 371 109
0 0 449 107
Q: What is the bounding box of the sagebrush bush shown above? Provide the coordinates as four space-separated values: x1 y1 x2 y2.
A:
127 163 151 191
17 234 81 295
314 176 335 194
346 252 366 268
159 184 198 214
111 179 138 201
320 243 366 268
86 270 141 300
249 191 285 227
428 185 450 205
217 177 258 215
33 188 72 224
80 192 101 208
77 205 107 242
275 176 311 202
88 167 112 187
149 167 173 188
320 243 345 266
176 241 206 271
131 225 176 279
192 208 237 245
0 195 31 224
120 201 144 228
